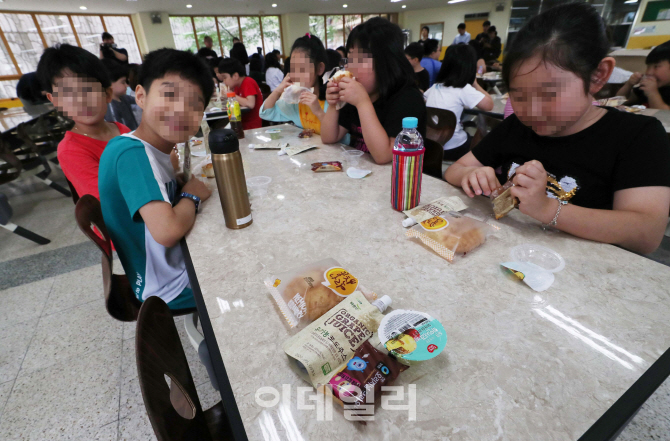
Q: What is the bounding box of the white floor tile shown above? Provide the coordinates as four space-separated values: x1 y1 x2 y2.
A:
42 265 104 317
0 380 14 419
118 410 157 441
0 321 37 384
0 279 53 330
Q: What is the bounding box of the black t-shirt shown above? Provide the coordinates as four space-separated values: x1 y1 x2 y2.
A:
415 69 430 92
338 85 427 153
483 37 501 61
475 32 489 43
633 85 670 106
197 47 218 60
471 108 670 210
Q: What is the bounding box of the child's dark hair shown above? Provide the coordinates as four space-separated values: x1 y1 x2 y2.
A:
488 26 498 36
249 53 262 72
139 48 214 106
218 58 246 77
290 33 328 98
435 44 477 88
128 64 140 90
102 32 113 41
264 52 281 70
230 42 249 65
458 23 466 30
101 59 129 82
646 41 670 65
336 46 346 55
37 44 111 94
283 56 291 76
404 42 424 61
325 49 342 72
421 26 429 33
483 20 491 27
346 17 416 99
423 38 439 56
502 3 610 94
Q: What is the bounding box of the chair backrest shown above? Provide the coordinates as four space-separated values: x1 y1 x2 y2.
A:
422 139 446 179
74 195 141 322
426 107 457 147
136 296 212 441
0 138 22 185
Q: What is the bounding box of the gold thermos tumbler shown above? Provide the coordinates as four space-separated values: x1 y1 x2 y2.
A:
209 129 252 229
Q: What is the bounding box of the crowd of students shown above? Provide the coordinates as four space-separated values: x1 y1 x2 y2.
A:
31 3 670 310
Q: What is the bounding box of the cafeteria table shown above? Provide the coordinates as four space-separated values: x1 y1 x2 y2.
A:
0 103 54 134
181 124 670 441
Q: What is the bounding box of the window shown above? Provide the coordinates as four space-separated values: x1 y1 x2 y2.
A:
70 15 104 56
344 15 361 43
261 16 281 54
326 15 344 50
0 79 18 99
0 13 44 73
240 16 262 53
309 16 325 43
35 15 77 48
0 35 17 76
193 16 221 57
102 16 141 64
311 14 398 49
217 17 239 57
169 16 197 52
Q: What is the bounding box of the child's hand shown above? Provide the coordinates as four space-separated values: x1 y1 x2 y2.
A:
640 75 659 95
182 176 212 202
337 77 370 108
627 72 643 86
170 147 180 172
299 92 322 115
326 81 341 107
277 74 293 93
509 160 555 223
461 166 500 197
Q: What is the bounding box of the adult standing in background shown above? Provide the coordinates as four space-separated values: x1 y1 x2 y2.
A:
420 39 442 87
99 32 128 63
230 42 250 76
475 21 491 43
197 36 218 60
453 23 471 45
419 26 430 42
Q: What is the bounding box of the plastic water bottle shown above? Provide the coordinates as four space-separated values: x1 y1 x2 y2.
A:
391 117 425 211
226 92 245 139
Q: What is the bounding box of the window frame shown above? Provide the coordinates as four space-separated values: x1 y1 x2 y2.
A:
0 10 142 82
169 14 284 59
309 13 399 49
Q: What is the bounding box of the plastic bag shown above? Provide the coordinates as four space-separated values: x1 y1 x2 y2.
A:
405 211 497 262
490 181 518 220
265 258 377 328
280 84 313 105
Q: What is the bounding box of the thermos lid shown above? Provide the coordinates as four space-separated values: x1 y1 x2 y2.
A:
209 128 239 154
402 117 418 129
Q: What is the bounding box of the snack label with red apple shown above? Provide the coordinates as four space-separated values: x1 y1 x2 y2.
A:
378 309 447 366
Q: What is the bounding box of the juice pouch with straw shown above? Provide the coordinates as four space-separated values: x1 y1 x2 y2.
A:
406 211 498 262
265 258 377 329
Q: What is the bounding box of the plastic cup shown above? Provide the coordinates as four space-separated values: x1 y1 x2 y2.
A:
246 176 272 198
510 244 565 273
343 150 364 168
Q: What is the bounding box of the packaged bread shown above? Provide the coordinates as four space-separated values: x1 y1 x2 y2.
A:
266 258 378 328
405 211 497 262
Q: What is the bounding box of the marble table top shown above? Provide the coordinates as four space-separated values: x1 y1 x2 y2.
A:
185 124 670 440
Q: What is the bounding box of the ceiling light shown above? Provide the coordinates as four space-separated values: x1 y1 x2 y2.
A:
186 4 193 8
447 0 468 3
402 4 406 7
79 6 87 9
343 4 348 7
272 3 277 6
624 0 637 3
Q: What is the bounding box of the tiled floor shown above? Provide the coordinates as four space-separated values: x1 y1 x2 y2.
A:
0 170 669 440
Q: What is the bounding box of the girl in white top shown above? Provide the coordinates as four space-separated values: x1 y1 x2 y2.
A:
424 44 493 160
264 52 284 91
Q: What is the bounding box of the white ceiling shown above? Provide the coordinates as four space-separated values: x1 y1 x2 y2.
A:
0 0 481 16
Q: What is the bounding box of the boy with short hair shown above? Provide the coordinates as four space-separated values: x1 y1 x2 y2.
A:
618 41 670 110
98 49 213 309
102 59 139 130
37 44 130 200
404 42 430 92
217 58 263 130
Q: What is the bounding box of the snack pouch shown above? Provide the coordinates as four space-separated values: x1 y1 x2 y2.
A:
266 258 377 328
402 196 468 226
321 340 407 419
406 211 497 262
281 84 313 104
282 291 386 387
311 161 343 172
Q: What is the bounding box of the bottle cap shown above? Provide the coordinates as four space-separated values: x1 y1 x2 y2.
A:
402 117 418 129
209 128 239 154
227 92 236 98
372 295 392 313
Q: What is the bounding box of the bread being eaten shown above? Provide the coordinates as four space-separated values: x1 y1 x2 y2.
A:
330 70 354 84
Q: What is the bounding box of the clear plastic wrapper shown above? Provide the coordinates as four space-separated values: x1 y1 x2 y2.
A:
266 258 378 328
280 84 314 105
405 211 497 262
490 181 518 220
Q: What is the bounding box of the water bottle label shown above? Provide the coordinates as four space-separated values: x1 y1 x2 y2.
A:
237 213 252 225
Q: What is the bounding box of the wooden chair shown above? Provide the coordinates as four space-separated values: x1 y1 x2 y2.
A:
74 195 196 322
426 107 457 148
259 83 272 127
422 139 446 179
136 296 233 441
470 112 503 150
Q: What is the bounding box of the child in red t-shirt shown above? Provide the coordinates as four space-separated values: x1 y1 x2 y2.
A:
37 44 130 200
217 58 263 130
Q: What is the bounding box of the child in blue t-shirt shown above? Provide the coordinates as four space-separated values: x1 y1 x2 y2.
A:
98 49 213 309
